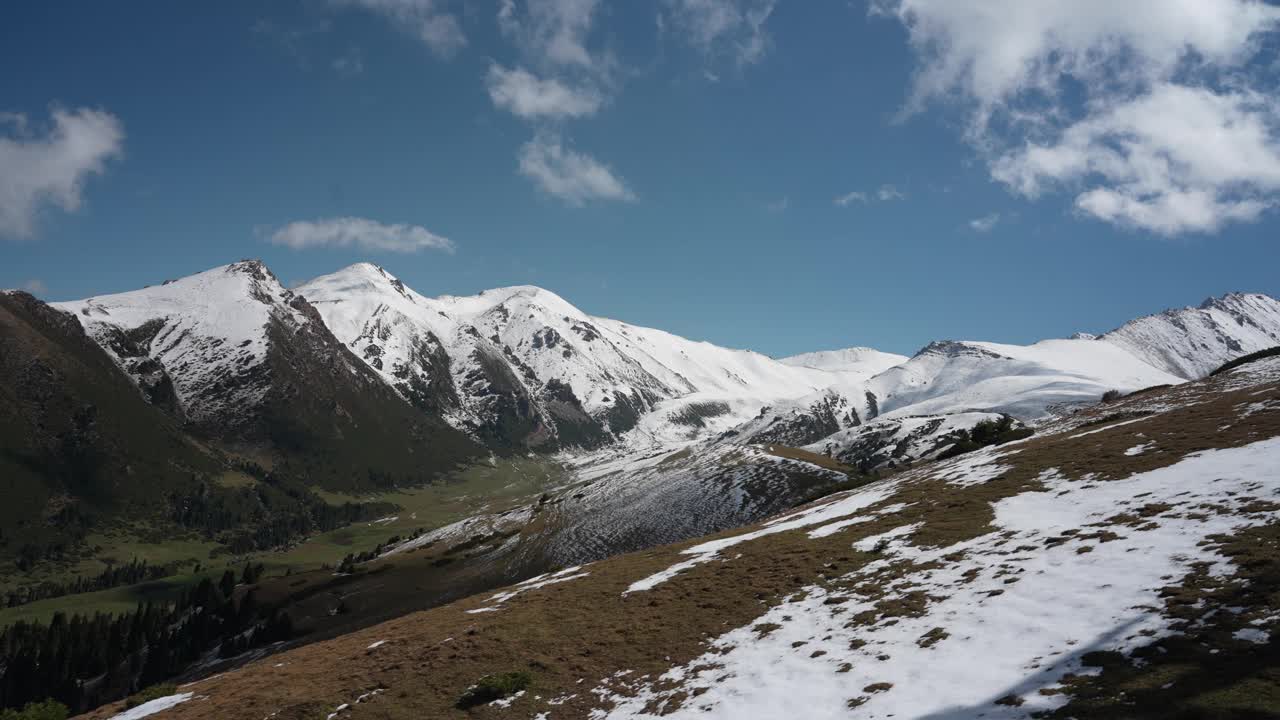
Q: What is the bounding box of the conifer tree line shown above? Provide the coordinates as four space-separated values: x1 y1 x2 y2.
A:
4 559 188 609
0 563 290 715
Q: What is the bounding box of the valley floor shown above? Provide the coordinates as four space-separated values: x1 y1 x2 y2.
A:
83 357 1280 719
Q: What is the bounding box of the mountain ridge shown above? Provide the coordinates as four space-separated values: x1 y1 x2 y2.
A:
43 260 1280 466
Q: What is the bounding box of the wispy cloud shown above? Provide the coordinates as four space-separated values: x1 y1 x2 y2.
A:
339 0 466 58
486 64 605 119
518 133 635 206
0 107 124 240
498 0 608 75
662 0 778 69
332 47 365 76
765 196 789 213
876 184 904 201
834 190 867 206
20 279 47 295
264 217 456 253
834 184 905 206
250 18 333 68
875 0 1280 236
969 213 1001 233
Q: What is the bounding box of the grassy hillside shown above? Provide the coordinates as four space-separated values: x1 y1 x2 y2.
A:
78 357 1280 719
0 292 223 572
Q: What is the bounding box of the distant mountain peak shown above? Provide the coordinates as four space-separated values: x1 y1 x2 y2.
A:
778 347 907 375
1103 291 1280 379
913 340 1006 360
226 258 277 281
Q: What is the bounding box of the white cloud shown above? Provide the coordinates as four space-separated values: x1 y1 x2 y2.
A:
498 0 606 73
265 217 455 253
341 0 466 58
834 190 867 206
834 184 904 206
766 196 789 212
517 134 635 205
969 213 1001 233
0 107 124 240
876 184 904 201
663 0 778 67
486 64 604 119
876 0 1280 235
991 84 1280 234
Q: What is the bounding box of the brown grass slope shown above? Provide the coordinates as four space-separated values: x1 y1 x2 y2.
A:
82 360 1280 720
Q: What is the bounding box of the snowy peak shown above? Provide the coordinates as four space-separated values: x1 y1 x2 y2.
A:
1101 291 1280 379
778 347 907 375
297 266 856 449
51 260 480 481
911 340 1009 361
51 261 313 430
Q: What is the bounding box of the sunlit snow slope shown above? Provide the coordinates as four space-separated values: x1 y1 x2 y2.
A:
297 263 854 448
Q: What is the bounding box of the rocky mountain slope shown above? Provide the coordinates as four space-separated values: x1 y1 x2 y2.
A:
1100 291 1280 379
83 351 1280 720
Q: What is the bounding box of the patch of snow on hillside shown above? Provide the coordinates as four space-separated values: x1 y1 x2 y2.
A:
938 446 1014 487
624 480 898 594
468 566 590 613
1067 416 1152 439
107 692 196 720
595 437 1280 719
1234 628 1270 644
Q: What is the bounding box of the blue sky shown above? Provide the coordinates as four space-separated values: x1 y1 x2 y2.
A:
4 1 1280 357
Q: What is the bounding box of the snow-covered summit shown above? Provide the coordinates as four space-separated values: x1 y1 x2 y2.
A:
51 260 311 429
297 263 849 448
866 337 1183 420
778 347 906 375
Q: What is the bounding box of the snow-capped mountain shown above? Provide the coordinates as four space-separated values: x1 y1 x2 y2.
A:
48 259 1280 471
863 337 1183 420
1099 292 1280 379
52 260 306 433
51 260 478 483
778 347 907 374
296 263 848 449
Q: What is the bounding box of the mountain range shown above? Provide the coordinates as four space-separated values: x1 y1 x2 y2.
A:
3 260 1278 553
44 260 1280 455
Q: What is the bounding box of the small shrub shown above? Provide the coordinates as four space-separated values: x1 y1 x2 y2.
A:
1100 389 1124 403
936 416 1034 460
124 683 178 709
456 671 532 709
0 700 69 720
